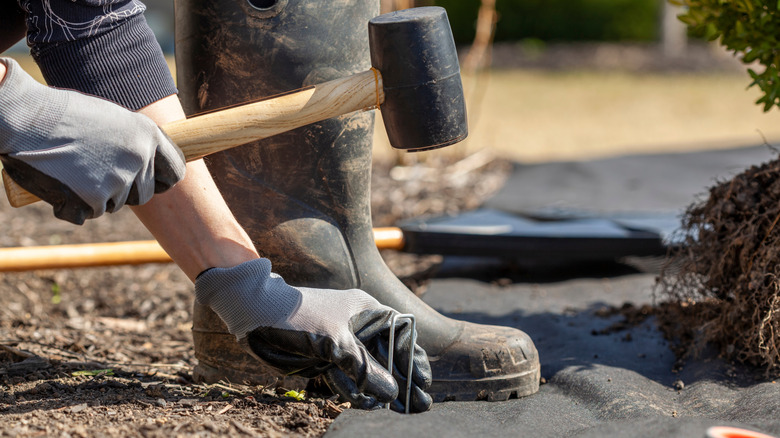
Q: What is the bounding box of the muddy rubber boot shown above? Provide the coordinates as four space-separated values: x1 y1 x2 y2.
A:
175 0 540 402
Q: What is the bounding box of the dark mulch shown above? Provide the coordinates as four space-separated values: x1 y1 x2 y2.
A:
0 154 509 437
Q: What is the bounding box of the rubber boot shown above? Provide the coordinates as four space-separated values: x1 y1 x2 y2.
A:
175 0 540 402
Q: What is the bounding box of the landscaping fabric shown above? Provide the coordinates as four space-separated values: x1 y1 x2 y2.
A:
327 144 780 438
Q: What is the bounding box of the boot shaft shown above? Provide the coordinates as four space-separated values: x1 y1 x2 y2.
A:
176 3 541 400
176 0 380 289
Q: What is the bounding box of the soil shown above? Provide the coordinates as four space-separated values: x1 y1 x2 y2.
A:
656 153 780 376
0 154 510 437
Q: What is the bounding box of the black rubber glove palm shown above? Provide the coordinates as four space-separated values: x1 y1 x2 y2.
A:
194 258 433 412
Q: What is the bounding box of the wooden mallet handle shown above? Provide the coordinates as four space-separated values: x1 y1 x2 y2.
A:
3 69 384 208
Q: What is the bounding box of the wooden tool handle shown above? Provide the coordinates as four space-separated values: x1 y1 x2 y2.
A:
373 227 405 251
0 240 170 271
3 69 384 208
0 227 403 271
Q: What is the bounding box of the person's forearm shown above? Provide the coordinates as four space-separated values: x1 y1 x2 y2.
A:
11 2 257 276
0 61 6 83
133 95 259 282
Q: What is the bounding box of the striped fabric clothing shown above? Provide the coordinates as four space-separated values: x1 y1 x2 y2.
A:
20 0 146 44
14 0 176 111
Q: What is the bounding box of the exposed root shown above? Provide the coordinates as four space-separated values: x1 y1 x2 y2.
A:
657 155 780 375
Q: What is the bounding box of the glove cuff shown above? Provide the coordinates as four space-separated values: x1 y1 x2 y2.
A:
194 258 302 340
0 58 67 153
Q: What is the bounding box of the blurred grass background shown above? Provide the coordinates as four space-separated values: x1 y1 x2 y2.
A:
7 52 779 165
5 0 780 165
375 67 780 163
9 46 780 166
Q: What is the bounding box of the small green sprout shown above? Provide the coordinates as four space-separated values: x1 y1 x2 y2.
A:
51 282 61 305
284 389 306 401
72 369 114 377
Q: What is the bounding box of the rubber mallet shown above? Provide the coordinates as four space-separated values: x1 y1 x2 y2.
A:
2 7 467 208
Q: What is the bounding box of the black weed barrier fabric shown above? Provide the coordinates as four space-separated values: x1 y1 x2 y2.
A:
327 145 780 438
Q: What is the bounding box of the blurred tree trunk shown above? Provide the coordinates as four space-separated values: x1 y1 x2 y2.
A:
661 1 687 57
462 0 497 73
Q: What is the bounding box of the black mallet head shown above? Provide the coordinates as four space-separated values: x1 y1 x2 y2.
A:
369 7 468 152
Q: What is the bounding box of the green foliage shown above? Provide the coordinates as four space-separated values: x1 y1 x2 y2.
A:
434 0 660 43
672 0 780 111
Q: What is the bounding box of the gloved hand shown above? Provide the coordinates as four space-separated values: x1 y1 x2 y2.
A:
0 57 186 225
194 258 433 412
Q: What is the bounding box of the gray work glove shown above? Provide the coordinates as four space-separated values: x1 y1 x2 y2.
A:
0 57 186 225
194 258 433 413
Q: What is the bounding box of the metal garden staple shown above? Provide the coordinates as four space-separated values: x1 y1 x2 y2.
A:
386 313 417 414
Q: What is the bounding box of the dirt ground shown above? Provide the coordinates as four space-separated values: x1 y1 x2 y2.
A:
0 203 341 437
0 151 510 437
